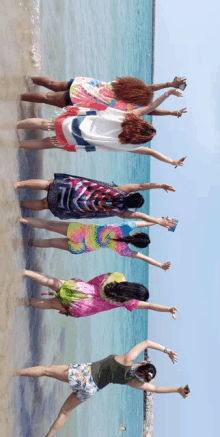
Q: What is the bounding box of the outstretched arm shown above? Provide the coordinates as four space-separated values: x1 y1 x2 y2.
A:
117 182 175 194
132 88 183 117
132 147 186 168
150 77 187 92
135 302 178 320
149 108 187 117
117 212 174 229
45 393 81 437
127 378 189 398
121 339 177 366
134 220 156 228
130 252 171 272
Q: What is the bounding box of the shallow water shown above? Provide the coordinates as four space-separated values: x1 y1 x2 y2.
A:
0 0 154 436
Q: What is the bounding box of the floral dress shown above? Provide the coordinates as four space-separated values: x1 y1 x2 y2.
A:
67 221 137 256
54 272 139 317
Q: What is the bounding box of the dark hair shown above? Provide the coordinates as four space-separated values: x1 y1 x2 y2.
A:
112 77 154 106
138 363 157 382
111 232 150 249
118 113 156 145
123 192 145 209
103 281 149 303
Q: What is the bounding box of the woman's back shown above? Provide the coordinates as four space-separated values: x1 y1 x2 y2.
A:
67 221 137 256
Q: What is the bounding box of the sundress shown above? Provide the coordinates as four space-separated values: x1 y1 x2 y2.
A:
67 221 137 256
47 174 129 220
53 272 139 317
68 363 100 402
69 77 140 111
50 106 142 153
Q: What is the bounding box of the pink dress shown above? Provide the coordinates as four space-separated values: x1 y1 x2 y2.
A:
54 273 139 318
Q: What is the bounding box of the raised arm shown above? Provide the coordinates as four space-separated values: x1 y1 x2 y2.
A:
131 88 183 117
131 147 186 167
127 378 189 398
135 301 178 320
45 393 80 437
117 182 175 194
117 211 174 229
150 76 187 92
121 339 177 366
130 252 171 272
134 220 156 227
149 108 187 117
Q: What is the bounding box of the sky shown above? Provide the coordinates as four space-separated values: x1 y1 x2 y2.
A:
148 0 220 436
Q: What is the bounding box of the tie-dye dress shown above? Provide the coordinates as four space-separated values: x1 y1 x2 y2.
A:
54 272 139 318
69 77 140 111
67 221 137 257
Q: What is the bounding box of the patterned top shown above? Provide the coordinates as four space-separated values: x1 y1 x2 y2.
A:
54 106 143 153
55 272 139 318
69 77 140 111
47 174 128 220
67 221 137 256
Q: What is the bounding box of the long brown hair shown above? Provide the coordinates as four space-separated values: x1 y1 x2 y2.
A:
118 113 156 145
112 77 154 106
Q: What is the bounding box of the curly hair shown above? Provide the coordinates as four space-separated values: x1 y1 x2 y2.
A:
112 77 154 106
118 113 156 145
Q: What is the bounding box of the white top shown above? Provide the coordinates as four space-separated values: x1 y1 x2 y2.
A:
79 107 142 152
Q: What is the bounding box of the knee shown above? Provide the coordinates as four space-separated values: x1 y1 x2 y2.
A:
42 197 49 209
45 92 55 103
44 366 53 377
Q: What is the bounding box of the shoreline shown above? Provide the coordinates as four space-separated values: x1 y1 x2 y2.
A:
143 2 156 435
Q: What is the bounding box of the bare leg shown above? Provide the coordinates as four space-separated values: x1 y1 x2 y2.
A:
15 179 52 190
31 238 69 251
29 297 66 311
19 138 55 150
20 217 69 235
17 118 53 131
23 269 66 291
31 77 69 91
15 364 69 382
21 91 66 108
21 198 49 211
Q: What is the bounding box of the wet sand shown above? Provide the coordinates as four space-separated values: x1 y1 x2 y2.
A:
0 1 44 434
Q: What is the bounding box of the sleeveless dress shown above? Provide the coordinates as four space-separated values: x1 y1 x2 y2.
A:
51 106 143 153
54 272 139 317
47 174 129 219
69 77 140 111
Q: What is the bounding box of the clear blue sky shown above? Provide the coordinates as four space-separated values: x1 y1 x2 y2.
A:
148 1 220 435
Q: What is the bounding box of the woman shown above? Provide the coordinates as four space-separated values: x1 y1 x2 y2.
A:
20 217 171 272
21 75 187 114
14 339 189 437
15 176 176 226
23 270 178 318
17 87 186 164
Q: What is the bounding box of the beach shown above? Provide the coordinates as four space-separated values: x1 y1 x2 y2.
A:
0 0 154 435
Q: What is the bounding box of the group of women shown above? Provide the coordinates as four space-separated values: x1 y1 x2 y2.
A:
14 75 189 437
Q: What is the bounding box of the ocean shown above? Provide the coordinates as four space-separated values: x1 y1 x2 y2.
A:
4 0 154 436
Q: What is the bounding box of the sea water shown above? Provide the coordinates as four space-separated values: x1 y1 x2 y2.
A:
9 0 153 435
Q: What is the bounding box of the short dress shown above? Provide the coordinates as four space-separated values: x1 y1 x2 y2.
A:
67 221 137 256
47 174 129 220
68 77 140 111
54 272 139 317
50 105 143 153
